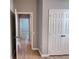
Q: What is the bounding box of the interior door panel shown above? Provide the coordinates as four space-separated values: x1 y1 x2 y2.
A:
48 9 69 55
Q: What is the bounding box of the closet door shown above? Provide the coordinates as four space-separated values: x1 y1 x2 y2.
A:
48 9 69 55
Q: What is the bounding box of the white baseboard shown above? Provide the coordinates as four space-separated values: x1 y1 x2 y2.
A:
38 49 49 57
32 48 39 50
32 48 69 57
32 48 49 57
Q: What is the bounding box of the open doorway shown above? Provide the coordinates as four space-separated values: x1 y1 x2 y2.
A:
17 14 31 55
16 12 34 58
19 14 30 44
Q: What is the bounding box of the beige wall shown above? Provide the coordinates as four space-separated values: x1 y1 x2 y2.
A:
37 0 43 52
14 0 37 48
10 0 14 12
42 0 69 54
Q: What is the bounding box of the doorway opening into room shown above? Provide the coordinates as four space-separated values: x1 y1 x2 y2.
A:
15 11 34 59
19 14 30 45
17 13 33 56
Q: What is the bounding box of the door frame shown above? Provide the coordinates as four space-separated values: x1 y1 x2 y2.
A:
17 12 34 49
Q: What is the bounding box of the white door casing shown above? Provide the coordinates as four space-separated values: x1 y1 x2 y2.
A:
48 9 69 55
15 9 19 59
15 9 19 37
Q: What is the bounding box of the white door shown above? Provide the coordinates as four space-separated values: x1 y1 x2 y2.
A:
48 9 69 55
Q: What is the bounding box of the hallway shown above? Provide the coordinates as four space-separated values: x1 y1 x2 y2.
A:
16 40 69 59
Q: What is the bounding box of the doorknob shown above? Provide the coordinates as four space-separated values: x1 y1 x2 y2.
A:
61 35 66 37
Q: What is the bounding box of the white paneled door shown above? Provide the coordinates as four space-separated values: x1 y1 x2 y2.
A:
48 9 69 55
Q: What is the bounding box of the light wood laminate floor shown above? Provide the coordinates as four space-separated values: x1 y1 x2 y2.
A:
16 40 69 59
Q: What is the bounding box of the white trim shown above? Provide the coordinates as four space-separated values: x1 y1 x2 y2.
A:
48 53 69 56
32 48 39 50
38 50 49 57
41 54 49 57
17 12 33 15
32 48 49 57
15 9 19 59
32 48 69 57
